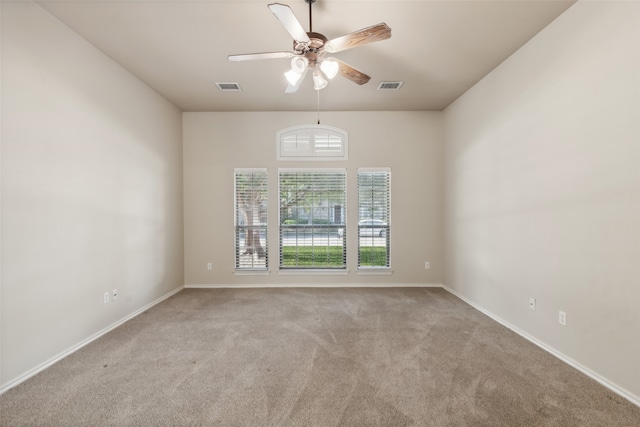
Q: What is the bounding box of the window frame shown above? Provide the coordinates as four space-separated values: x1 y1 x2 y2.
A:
234 168 269 272
357 168 391 271
276 125 348 161
278 168 347 271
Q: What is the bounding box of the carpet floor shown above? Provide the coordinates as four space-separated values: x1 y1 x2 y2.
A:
1 287 639 426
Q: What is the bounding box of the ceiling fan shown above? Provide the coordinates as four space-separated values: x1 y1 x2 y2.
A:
228 0 391 92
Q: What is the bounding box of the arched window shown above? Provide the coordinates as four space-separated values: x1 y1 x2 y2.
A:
276 124 348 161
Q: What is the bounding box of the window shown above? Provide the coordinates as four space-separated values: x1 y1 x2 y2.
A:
279 169 346 269
277 125 348 161
358 168 391 268
235 169 268 270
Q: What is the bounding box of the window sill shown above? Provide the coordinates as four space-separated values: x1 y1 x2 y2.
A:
278 269 349 276
234 269 270 276
357 268 393 275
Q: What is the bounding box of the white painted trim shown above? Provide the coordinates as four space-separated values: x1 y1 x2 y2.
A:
441 285 640 408
233 269 270 276
278 269 349 276
0 286 184 395
185 283 443 289
357 268 394 275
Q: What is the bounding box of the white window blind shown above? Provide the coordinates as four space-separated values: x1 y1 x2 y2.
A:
279 169 346 269
277 125 348 161
358 168 391 268
235 169 268 270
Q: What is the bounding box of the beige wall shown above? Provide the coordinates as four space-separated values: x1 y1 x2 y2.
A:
1 1 184 388
443 1 640 401
183 111 444 286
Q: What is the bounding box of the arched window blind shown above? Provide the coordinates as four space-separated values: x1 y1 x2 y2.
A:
276 125 348 161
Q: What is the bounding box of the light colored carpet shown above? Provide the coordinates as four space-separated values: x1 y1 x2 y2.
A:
1 287 639 426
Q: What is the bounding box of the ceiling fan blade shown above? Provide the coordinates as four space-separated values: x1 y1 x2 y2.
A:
285 68 309 93
228 51 295 61
335 59 371 85
324 23 391 53
268 3 310 43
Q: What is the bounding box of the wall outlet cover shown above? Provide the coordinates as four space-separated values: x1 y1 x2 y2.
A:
559 310 567 326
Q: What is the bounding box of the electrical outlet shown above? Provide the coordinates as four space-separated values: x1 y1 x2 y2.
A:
424 261 430 269
103 291 110 304
529 297 536 311
558 311 567 326
207 262 213 270
112 289 118 300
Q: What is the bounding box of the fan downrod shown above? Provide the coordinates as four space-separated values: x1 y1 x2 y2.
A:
293 0 325 65
305 0 316 32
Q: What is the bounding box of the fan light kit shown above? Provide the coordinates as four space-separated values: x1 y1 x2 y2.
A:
228 0 391 92
312 67 328 90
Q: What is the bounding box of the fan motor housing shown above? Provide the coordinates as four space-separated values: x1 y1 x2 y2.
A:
294 32 327 55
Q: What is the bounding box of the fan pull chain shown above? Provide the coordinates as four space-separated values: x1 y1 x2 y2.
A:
317 88 321 124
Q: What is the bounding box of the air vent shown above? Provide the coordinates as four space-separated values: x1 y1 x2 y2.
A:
216 82 242 92
377 81 403 91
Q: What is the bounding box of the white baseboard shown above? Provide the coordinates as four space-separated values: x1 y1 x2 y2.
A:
185 283 444 289
0 286 184 395
441 284 640 408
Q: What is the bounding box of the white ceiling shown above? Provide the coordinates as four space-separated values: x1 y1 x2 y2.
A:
36 0 575 112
